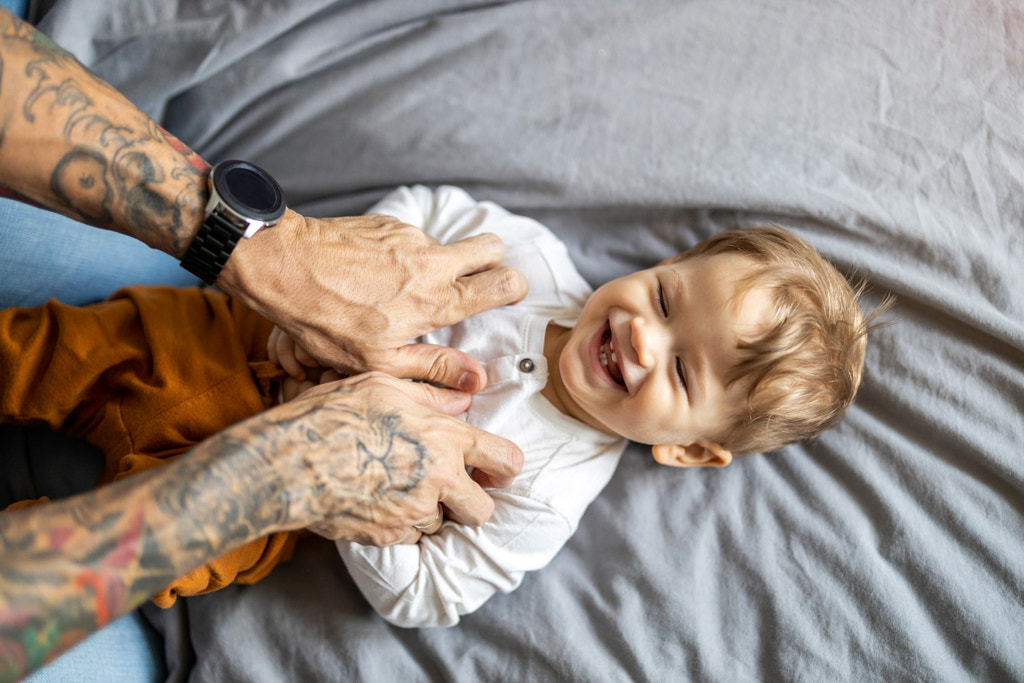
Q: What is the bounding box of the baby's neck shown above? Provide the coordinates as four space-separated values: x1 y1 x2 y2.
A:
540 322 604 434
540 322 571 417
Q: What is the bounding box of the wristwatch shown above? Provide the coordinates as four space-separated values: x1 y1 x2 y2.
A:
180 160 286 284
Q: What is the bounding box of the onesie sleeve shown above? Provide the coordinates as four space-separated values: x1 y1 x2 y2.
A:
367 184 558 248
336 493 574 628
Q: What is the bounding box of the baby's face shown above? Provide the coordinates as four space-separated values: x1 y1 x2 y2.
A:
555 253 772 451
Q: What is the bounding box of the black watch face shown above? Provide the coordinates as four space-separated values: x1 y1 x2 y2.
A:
214 160 286 221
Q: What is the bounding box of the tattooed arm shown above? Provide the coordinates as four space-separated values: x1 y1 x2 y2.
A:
0 18 527 676
0 9 527 390
0 10 208 256
0 373 522 682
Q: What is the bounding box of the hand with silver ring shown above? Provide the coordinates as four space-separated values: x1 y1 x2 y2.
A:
412 503 445 536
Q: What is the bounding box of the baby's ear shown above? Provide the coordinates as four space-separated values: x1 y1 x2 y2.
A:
651 441 733 468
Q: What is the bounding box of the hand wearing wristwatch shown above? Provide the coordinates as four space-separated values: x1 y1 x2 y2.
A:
180 160 286 284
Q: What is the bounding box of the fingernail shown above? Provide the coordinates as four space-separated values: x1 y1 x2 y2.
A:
458 372 480 393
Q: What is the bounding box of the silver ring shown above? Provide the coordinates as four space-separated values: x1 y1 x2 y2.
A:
413 503 444 532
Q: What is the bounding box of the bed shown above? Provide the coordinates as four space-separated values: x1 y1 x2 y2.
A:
32 0 1024 680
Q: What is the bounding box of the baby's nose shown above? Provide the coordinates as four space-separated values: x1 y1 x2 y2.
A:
630 316 657 368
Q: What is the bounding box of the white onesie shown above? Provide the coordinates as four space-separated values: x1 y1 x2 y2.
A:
337 185 627 627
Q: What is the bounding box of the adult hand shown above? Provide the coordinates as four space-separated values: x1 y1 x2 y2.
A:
0 371 523 680
0 11 525 396
219 211 528 393
260 371 524 545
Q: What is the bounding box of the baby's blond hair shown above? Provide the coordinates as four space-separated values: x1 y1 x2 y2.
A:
668 225 888 455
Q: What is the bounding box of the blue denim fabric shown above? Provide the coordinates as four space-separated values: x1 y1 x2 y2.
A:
21 612 167 683
0 0 27 17
0 199 199 307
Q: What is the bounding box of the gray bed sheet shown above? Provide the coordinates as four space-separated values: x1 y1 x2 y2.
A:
38 0 1024 680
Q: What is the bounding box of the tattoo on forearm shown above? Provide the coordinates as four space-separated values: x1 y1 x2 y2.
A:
49 147 114 224
0 11 209 255
0 381 429 680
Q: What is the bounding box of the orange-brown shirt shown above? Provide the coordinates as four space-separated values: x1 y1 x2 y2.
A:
0 286 297 606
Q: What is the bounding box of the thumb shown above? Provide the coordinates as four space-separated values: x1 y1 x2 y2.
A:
392 378 473 417
386 343 488 393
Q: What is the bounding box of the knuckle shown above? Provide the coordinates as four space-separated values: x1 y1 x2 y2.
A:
347 370 393 395
362 369 391 383
465 231 504 257
505 443 525 472
497 267 528 301
424 462 461 497
427 352 454 383
413 246 446 277
365 212 401 228
462 497 494 527
476 231 503 248
477 495 495 522
402 222 428 237
372 528 407 547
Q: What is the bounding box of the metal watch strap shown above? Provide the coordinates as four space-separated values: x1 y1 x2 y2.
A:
179 209 242 285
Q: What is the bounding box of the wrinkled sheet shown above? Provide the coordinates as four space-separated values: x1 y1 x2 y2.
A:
39 0 1024 680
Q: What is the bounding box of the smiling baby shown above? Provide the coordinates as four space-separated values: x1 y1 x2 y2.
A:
319 186 874 627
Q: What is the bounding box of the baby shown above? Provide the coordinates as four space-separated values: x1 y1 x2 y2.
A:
278 186 874 626
0 186 875 625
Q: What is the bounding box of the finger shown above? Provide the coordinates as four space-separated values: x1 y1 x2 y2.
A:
320 368 343 383
267 326 281 364
455 265 529 317
291 378 318 398
442 232 507 277
381 375 473 416
399 502 443 545
412 503 444 535
294 343 317 368
385 343 488 393
400 530 424 545
440 470 495 527
470 467 503 489
274 332 306 380
439 427 524 526
460 427 524 490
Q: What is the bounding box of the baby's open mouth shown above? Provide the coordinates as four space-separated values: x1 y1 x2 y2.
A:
599 327 626 388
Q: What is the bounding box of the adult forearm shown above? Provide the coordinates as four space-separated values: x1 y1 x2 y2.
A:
0 9 208 256
0 374 521 681
0 422 295 682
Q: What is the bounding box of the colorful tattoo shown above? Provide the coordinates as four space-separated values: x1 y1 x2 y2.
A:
0 380 430 681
